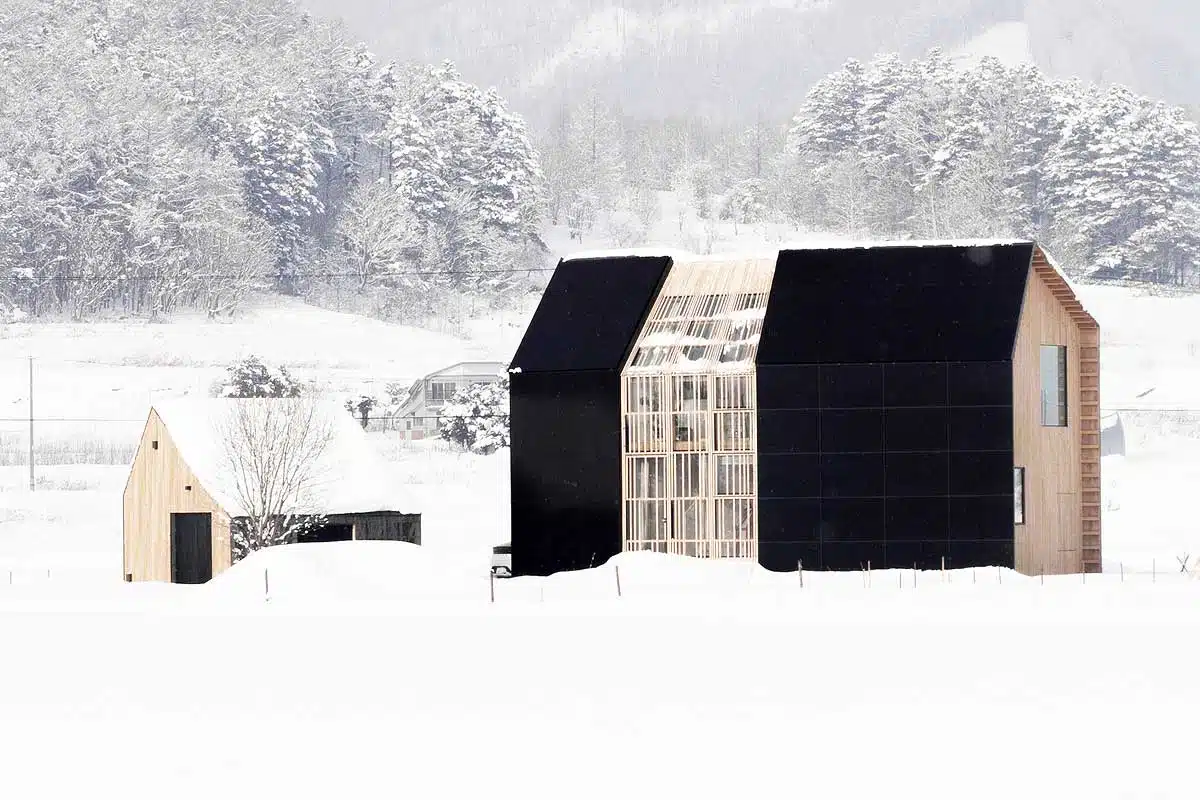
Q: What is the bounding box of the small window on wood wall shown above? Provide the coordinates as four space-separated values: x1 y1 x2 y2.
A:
1014 467 1025 525
1040 345 1068 427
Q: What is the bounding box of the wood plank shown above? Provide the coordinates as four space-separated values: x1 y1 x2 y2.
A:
122 410 233 582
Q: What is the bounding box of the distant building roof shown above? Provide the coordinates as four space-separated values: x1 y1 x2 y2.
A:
151 397 419 518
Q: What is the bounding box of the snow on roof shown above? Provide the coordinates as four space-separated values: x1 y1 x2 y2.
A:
560 246 691 263
562 239 1037 266
560 239 1097 322
152 397 418 518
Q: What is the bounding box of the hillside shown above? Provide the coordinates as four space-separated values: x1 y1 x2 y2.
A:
301 0 1200 126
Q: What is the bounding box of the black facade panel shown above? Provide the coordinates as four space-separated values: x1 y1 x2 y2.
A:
758 244 1032 366
758 454 821 499
758 499 821 545
948 540 1014 569
758 410 820 454
950 407 1014 451
884 451 949 497
949 361 1013 407
821 453 885 498
820 364 883 409
949 451 1013 496
884 408 950 452
510 256 671 373
510 370 625 576
821 499 885 542
820 410 884 452
950 497 1016 541
756 360 1017 571
885 497 950 542
756 365 820 409
884 362 949 407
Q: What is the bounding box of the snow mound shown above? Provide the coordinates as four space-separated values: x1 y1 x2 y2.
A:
206 540 487 609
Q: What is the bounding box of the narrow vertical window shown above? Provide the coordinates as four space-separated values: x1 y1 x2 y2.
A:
1040 345 1067 427
1014 467 1025 525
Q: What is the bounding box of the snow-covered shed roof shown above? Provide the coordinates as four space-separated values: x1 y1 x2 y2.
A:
151 397 418 518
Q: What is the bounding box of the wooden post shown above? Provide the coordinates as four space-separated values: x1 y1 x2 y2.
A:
798 559 803 588
941 556 945 582
264 568 270 601
615 564 622 598
489 569 495 603
1120 562 1124 582
913 563 917 588
998 566 1002 585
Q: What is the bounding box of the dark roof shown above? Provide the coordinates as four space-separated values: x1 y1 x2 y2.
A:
757 242 1034 365
511 256 672 373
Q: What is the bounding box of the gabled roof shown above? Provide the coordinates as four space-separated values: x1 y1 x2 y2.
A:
151 397 418 518
760 241 1034 364
511 254 672 373
537 240 1092 368
424 361 508 379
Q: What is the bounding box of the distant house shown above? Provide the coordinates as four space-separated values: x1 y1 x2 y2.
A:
510 240 1102 578
123 397 421 584
394 361 508 440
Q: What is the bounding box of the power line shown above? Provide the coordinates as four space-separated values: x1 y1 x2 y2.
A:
18 267 559 282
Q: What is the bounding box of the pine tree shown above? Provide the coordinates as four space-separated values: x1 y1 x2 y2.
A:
438 377 510 455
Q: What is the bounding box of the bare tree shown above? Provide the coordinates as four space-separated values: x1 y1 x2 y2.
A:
217 397 336 563
337 179 420 293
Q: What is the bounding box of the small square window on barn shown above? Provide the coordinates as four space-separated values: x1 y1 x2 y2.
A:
1040 345 1067 427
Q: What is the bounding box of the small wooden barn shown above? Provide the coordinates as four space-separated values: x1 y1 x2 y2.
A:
123 397 421 584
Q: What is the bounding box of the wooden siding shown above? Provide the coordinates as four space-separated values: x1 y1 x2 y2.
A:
337 512 421 544
122 410 233 581
1012 248 1101 575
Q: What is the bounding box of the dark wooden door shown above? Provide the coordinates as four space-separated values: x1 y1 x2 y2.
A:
171 513 213 584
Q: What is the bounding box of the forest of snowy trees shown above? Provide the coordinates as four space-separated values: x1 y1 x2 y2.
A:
3 0 1200 326
540 50 1200 285
0 0 546 322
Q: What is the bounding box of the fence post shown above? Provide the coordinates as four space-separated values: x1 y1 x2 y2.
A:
797 559 803 588
264 568 269 601
489 569 495 603
615 564 622 598
1120 562 1124 583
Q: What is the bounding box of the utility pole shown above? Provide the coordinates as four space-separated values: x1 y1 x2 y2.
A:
28 356 34 491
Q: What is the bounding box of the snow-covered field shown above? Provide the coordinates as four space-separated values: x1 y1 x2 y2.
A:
1 249 1200 797
0 542 1196 798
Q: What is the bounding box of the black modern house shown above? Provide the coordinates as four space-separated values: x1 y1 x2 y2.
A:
510 242 1101 577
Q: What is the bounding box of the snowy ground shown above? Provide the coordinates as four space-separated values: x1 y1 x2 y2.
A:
0 543 1196 798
